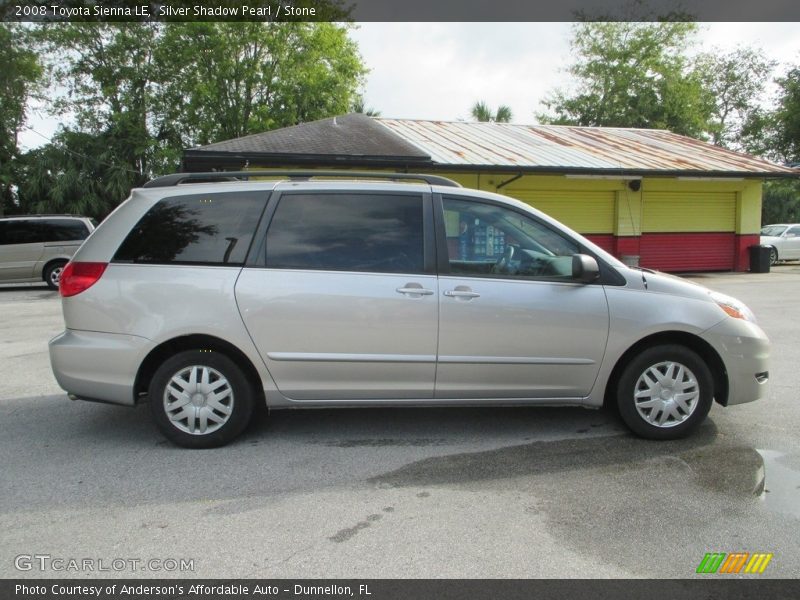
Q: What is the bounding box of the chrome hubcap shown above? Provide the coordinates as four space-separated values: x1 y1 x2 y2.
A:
163 365 234 435
634 361 699 428
50 267 63 285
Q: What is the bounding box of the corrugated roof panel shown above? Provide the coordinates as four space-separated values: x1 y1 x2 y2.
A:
376 119 797 175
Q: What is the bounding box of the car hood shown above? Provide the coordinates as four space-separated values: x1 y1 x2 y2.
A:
621 266 717 302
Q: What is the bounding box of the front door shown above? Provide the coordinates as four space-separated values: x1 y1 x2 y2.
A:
435 196 609 399
782 225 800 260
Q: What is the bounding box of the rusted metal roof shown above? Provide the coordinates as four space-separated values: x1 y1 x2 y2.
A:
376 119 798 176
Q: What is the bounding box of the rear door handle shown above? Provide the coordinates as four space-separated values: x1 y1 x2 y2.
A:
396 284 434 297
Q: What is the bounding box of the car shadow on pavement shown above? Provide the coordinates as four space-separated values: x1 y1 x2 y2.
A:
1 394 759 515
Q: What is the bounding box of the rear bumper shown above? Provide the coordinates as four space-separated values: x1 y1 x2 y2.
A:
49 329 154 406
702 318 770 406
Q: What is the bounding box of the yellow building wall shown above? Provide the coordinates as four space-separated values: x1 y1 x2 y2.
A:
432 171 763 237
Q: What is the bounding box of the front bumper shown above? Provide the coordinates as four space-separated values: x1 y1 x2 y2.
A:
702 318 770 406
49 329 154 406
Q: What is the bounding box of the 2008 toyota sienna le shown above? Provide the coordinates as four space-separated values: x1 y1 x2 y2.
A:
48 171 770 448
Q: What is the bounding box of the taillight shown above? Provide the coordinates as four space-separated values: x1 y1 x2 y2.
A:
59 262 108 297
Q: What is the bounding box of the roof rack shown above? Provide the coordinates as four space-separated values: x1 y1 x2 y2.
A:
142 170 461 188
1 214 83 218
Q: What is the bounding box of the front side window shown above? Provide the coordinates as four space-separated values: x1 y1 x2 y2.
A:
761 225 787 237
265 193 424 274
443 197 579 279
114 192 266 265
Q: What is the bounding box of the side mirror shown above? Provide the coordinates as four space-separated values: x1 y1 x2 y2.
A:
572 254 600 283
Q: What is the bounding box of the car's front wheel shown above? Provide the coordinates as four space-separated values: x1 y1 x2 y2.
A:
148 350 255 448
616 344 713 440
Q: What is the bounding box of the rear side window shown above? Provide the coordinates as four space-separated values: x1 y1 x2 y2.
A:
40 219 90 241
264 193 424 273
114 192 266 265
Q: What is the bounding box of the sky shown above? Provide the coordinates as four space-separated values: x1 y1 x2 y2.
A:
19 22 800 151
347 22 800 123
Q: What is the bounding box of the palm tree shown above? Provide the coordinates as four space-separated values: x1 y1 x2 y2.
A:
352 97 381 117
494 105 513 123
471 101 513 123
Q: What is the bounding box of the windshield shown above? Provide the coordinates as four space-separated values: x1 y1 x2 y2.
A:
761 225 787 237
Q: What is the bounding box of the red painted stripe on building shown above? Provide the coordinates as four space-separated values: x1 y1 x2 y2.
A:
614 236 641 257
639 232 736 272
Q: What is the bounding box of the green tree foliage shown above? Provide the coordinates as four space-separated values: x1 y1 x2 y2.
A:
20 20 365 217
695 47 776 148
773 67 800 165
762 180 800 225
539 22 712 137
38 23 160 177
471 101 513 123
155 22 365 147
15 129 137 219
740 65 800 166
0 24 43 215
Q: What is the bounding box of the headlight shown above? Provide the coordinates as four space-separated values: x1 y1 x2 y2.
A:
710 291 756 323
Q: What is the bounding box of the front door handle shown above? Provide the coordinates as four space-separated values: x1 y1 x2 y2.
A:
396 284 434 297
444 287 480 299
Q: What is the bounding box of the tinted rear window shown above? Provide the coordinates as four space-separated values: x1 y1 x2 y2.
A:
114 192 266 265
40 219 89 241
264 193 424 273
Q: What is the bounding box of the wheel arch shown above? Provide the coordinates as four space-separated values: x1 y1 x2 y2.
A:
134 334 266 407
604 331 729 408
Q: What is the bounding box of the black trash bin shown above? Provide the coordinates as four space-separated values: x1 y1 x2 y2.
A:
749 245 771 273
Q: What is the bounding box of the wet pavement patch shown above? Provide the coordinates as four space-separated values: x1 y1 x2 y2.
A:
757 449 800 518
369 425 800 577
369 427 724 489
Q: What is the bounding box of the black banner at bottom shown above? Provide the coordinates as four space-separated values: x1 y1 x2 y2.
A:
3 579 800 600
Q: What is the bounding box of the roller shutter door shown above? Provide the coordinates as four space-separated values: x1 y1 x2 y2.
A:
506 190 616 234
641 191 737 271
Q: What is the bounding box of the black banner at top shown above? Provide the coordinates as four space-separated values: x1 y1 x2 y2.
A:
2 0 800 22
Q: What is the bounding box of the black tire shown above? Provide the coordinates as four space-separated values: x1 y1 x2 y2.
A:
44 261 67 290
768 247 778 266
616 344 713 440
148 350 254 448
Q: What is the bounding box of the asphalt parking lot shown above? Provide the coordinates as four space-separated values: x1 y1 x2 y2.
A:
1 267 799 579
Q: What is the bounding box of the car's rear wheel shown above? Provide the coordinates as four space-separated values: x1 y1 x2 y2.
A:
616 344 713 440
148 350 254 448
44 261 67 290
768 247 779 266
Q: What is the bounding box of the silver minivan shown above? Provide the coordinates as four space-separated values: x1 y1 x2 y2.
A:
49 172 770 448
0 215 96 289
